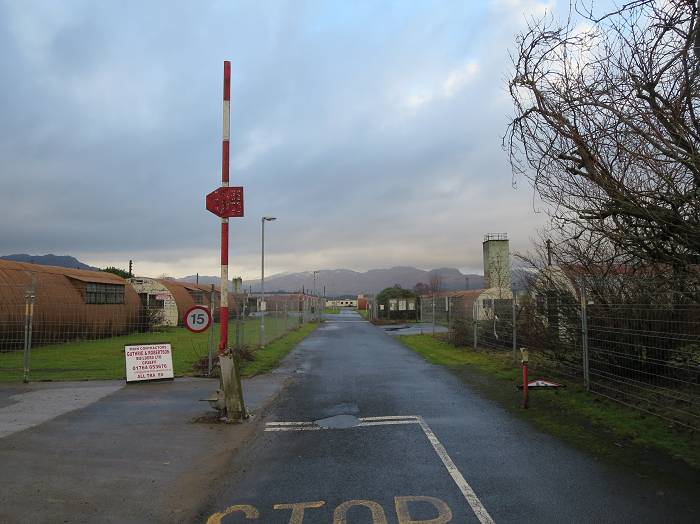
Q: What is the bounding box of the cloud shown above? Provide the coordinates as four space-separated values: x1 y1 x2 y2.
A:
403 61 479 109
0 0 558 279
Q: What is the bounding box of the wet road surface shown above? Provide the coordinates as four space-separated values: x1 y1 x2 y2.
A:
204 309 699 523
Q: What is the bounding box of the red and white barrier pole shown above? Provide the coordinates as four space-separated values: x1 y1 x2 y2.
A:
219 61 231 354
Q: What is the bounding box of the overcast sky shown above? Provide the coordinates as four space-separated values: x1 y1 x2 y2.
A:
0 0 560 279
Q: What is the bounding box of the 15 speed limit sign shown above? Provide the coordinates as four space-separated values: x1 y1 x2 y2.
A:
183 306 212 333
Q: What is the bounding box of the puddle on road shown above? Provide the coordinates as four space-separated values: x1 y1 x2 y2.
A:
313 414 360 429
383 325 410 332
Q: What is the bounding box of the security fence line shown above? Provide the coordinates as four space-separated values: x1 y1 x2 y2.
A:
419 286 700 430
0 269 323 383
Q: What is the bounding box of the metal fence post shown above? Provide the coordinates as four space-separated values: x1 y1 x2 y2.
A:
207 284 215 375
22 277 36 383
241 294 247 347
22 288 32 383
432 297 436 336
512 293 517 363
473 300 478 349
446 297 451 337
581 286 590 391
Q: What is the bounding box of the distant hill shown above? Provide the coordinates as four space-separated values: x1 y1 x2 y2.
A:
180 267 487 296
0 254 98 271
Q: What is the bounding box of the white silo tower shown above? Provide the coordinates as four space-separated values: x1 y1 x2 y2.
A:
482 233 511 290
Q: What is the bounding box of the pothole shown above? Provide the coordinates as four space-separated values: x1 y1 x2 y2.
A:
313 414 360 429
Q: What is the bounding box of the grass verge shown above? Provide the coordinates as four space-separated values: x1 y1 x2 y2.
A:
240 322 318 377
0 317 309 382
397 334 700 474
323 307 340 314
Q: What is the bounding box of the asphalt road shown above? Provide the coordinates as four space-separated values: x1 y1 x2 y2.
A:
203 310 700 523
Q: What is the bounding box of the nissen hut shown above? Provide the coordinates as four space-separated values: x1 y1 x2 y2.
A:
0 260 140 350
128 277 223 327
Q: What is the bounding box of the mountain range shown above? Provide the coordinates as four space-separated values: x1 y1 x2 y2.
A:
0 253 98 271
181 267 486 296
0 254 493 296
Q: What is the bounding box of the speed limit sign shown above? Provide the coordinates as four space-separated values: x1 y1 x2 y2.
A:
183 306 212 333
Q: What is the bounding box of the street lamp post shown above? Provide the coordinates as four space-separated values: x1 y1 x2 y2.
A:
313 270 320 321
260 216 276 347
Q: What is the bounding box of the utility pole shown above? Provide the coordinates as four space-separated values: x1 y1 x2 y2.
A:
313 270 319 321
260 216 276 347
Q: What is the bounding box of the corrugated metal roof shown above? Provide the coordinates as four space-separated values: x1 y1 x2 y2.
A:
0 260 140 350
0 260 125 284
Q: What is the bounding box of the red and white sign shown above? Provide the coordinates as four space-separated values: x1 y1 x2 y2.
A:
206 186 244 217
184 305 212 333
124 343 174 382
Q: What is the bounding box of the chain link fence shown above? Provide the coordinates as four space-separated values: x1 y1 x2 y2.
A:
419 284 700 429
0 268 322 382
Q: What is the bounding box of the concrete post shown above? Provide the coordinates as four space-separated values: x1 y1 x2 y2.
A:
219 356 246 420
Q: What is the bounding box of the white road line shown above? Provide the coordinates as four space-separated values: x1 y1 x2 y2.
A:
264 426 323 432
263 413 495 523
417 416 495 524
266 421 315 426
324 320 369 323
358 415 419 421
357 420 418 427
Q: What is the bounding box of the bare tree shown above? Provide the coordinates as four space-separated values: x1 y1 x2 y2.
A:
506 0 700 277
429 274 443 296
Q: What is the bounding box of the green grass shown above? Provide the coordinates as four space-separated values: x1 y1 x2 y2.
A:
397 334 700 471
240 322 319 377
323 307 340 314
357 309 369 319
0 316 304 382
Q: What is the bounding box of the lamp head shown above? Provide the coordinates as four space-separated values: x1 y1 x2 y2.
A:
262 216 277 222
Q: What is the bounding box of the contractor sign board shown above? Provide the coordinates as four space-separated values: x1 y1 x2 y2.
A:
124 343 174 383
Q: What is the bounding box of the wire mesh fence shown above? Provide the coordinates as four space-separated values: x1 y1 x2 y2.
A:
420 283 700 429
0 268 322 383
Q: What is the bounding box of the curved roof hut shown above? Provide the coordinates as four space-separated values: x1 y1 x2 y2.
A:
0 260 140 350
127 277 180 327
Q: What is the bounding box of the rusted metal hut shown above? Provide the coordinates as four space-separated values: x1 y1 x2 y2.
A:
0 260 140 350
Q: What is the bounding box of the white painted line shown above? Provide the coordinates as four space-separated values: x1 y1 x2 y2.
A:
266 421 315 426
357 420 419 427
264 426 323 432
358 415 419 421
263 413 496 523
417 416 495 524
